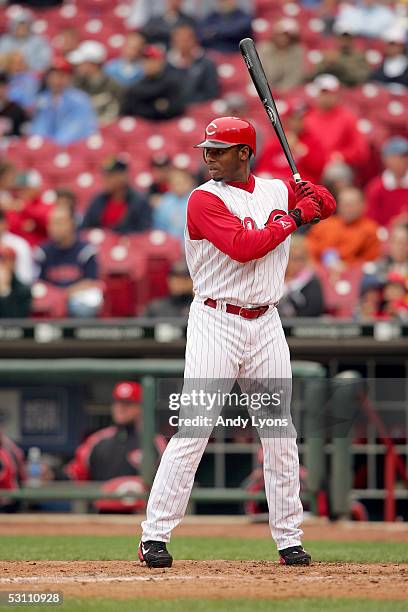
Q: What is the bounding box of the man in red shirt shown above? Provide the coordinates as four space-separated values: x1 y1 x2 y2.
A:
255 100 326 183
81 157 151 234
365 137 408 228
304 74 369 175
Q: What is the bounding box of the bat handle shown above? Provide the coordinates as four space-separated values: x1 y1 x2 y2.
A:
293 173 320 225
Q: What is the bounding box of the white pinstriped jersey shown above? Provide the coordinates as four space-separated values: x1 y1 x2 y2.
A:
185 176 291 307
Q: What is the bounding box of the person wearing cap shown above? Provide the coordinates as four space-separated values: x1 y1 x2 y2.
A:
152 168 197 244
0 7 51 71
370 26 408 88
311 22 369 86
65 382 145 482
365 137 408 228
69 41 123 124
65 382 166 513
0 71 28 137
139 116 336 569
257 18 305 92
30 57 97 146
0 244 31 318
304 73 369 172
81 157 151 234
306 186 380 268
334 0 398 39
148 154 172 204
255 100 326 184
197 0 252 54
104 32 146 87
141 0 197 49
121 45 185 120
168 23 220 104
143 257 193 316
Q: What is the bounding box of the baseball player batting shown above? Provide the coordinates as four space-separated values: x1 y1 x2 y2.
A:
139 116 336 568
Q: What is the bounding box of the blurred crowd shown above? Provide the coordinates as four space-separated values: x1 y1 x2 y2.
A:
0 0 406 320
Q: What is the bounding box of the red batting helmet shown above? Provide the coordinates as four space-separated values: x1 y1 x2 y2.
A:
194 116 257 156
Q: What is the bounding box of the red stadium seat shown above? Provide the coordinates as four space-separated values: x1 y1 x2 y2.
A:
68 133 119 170
316 264 363 318
72 172 104 213
127 231 183 300
39 152 88 188
31 282 67 319
97 241 149 316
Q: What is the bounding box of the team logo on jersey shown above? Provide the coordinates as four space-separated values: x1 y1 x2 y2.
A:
279 219 292 230
206 122 217 136
268 208 287 223
243 216 256 230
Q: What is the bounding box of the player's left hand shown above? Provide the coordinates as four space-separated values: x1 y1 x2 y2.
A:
294 181 318 202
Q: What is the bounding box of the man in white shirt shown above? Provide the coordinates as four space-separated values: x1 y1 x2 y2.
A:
0 210 34 286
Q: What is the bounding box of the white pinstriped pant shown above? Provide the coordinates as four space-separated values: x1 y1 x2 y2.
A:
141 298 303 550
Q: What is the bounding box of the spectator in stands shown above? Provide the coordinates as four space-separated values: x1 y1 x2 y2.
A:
365 137 408 228
168 24 220 104
0 7 51 72
82 157 151 234
65 381 165 512
144 258 193 316
105 32 146 87
356 276 383 321
257 18 304 92
4 171 50 247
321 161 354 200
69 41 123 124
0 432 25 512
381 272 408 322
0 72 28 137
361 223 408 289
126 0 253 28
278 235 324 317
153 168 196 243
52 27 80 59
0 245 31 318
35 198 103 318
335 0 398 39
370 26 408 88
304 74 369 174
121 45 185 120
5 51 39 111
306 186 381 267
0 207 34 286
198 0 252 53
30 57 97 146
148 153 172 205
142 0 197 48
311 22 370 86
255 100 326 183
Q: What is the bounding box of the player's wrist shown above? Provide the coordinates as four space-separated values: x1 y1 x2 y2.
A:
288 209 303 228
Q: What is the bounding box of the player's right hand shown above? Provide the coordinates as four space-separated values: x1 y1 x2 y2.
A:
289 197 321 227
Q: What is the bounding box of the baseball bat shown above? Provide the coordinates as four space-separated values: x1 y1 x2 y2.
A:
239 37 320 223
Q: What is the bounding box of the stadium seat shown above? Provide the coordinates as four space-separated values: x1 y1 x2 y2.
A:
127 231 183 300
316 264 363 318
72 172 104 213
68 134 119 171
98 242 149 316
31 282 67 319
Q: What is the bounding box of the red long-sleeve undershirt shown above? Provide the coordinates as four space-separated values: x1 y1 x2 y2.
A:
187 177 335 264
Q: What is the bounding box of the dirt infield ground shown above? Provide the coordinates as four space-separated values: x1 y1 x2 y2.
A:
1 517 407 601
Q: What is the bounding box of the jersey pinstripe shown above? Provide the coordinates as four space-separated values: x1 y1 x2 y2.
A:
185 176 291 306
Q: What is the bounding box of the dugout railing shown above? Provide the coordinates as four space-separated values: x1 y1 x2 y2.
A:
0 359 406 519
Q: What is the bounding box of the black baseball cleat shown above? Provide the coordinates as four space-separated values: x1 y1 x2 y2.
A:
138 540 173 568
279 545 311 566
